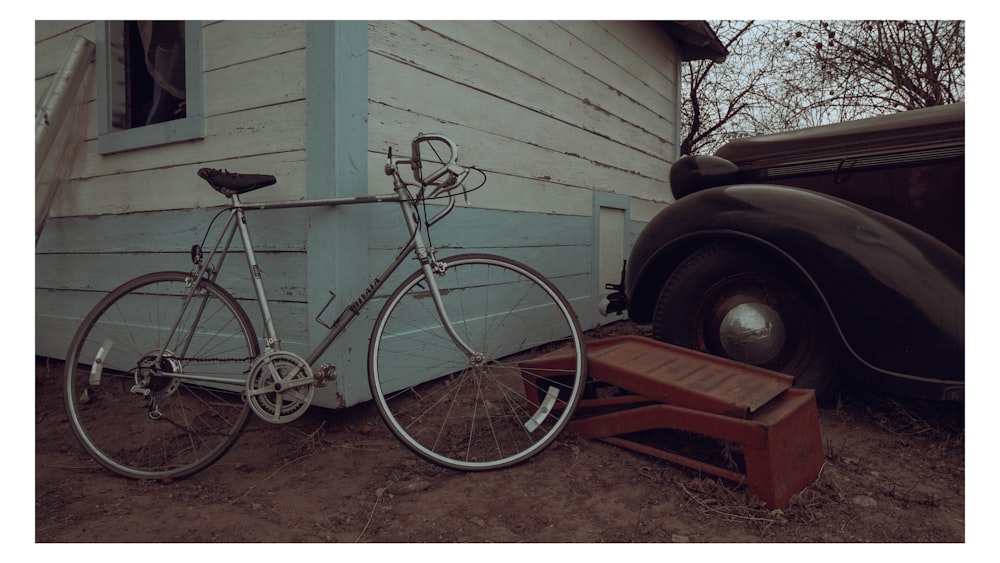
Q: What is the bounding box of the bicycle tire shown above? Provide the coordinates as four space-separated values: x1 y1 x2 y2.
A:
64 271 259 479
368 254 587 471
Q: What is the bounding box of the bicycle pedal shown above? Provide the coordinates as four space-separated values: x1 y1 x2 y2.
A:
314 363 337 387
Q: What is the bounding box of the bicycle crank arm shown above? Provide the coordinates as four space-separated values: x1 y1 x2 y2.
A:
246 375 313 396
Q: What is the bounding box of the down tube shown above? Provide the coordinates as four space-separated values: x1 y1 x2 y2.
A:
305 235 417 366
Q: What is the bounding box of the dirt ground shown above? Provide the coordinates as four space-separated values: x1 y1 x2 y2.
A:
34 322 966 545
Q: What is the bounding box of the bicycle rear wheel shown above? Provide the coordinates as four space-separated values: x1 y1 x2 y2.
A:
369 254 586 470
64 271 259 479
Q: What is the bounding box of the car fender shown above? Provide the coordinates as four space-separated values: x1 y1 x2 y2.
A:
626 184 964 389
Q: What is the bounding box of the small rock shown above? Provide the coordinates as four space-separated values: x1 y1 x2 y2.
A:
387 479 430 495
671 534 690 543
252 503 264 511
469 516 486 527
852 495 877 508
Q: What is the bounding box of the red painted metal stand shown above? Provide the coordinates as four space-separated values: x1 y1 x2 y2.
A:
521 335 825 509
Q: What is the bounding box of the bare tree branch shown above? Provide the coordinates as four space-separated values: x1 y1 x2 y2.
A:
679 20 965 155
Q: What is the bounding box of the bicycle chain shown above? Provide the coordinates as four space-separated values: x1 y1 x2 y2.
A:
168 355 256 364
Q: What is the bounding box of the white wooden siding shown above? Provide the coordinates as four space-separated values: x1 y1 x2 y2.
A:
35 21 94 102
367 21 678 215
44 21 309 219
36 21 314 362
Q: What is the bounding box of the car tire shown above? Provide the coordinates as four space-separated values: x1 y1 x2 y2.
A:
651 242 839 402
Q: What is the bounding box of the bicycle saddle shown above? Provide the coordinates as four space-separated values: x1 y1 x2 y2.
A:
197 168 277 197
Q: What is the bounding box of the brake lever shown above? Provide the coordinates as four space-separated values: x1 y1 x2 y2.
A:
384 147 394 176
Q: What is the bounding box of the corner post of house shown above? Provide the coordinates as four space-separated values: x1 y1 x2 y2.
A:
305 21 369 406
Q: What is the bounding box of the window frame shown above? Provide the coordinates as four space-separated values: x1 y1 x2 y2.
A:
96 20 205 155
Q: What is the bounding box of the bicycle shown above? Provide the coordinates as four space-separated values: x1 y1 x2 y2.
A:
63 134 587 480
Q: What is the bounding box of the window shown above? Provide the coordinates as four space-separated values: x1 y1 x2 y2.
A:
111 21 186 129
97 21 204 154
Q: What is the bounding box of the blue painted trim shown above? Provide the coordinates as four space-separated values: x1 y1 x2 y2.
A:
305 21 370 406
34 208 313 362
96 21 206 154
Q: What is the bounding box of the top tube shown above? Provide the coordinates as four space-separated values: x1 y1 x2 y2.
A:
219 134 468 212
230 191 405 211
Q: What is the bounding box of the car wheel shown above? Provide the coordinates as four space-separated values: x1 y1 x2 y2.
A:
651 242 838 401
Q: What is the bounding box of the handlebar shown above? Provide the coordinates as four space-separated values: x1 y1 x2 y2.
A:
385 133 467 196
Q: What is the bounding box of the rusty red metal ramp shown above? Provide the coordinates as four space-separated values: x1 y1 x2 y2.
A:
583 335 795 418
520 335 824 509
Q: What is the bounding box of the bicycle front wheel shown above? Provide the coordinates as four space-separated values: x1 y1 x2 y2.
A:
64 271 259 479
369 254 586 471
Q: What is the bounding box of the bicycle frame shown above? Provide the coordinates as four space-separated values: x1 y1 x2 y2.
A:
170 181 474 386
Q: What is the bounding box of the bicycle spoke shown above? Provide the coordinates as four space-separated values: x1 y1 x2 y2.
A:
65 272 257 479
369 254 586 470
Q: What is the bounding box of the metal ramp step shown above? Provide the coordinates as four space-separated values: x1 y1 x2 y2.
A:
520 335 825 508
583 335 795 417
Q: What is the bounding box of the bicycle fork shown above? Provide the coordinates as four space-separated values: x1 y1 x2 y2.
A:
400 198 480 361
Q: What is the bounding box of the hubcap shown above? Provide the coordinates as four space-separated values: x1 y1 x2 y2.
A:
718 302 786 365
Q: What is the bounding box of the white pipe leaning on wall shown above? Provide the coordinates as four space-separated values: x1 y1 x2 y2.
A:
36 36 95 242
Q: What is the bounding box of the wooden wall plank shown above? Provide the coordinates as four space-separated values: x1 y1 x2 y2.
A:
39 206 309 254
204 49 307 116
498 20 675 140
35 252 307 302
49 153 307 219
34 21 93 80
367 58 669 184
35 290 311 360
203 20 306 71
367 204 592 250
556 21 676 122
367 102 671 204
371 21 671 159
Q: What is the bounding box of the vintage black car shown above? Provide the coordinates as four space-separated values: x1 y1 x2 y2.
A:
605 103 964 402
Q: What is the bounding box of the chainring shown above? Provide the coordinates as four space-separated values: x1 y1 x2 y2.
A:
245 351 315 424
